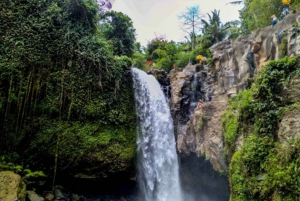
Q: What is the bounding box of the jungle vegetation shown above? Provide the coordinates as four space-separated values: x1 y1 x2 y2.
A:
0 0 136 180
1 0 300 191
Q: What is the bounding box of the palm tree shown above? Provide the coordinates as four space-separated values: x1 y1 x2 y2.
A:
201 10 230 47
201 9 222 34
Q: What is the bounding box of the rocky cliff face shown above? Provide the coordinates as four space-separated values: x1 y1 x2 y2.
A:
279 75 300 145
170 12 300 171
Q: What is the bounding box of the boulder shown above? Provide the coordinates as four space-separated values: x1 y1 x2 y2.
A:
278 108 300 145
27 191 44 201
0 171 26 201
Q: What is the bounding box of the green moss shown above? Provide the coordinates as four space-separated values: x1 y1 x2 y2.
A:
119 147 135 160
196 115 205 132
26 121 136 173
222 112 238 146
98 131 112 145
229 151 247 201
280 37 288 57
222 89 254 155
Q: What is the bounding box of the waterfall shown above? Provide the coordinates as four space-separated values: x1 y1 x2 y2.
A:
225 68 234 89
132 68 183 201
189 73 201 114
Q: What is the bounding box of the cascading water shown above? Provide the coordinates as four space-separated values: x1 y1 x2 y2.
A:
189 73 201 114
131 68 183 201
225 68 234 89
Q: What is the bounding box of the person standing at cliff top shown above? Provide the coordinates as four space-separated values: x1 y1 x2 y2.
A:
271 15 277 26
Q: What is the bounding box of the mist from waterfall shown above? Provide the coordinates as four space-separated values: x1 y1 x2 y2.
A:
131 68 183 201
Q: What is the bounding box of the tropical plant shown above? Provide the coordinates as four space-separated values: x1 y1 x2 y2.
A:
226 20 241 39
201 10 231 47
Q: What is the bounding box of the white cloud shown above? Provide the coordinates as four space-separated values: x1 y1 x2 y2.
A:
112 0 243 46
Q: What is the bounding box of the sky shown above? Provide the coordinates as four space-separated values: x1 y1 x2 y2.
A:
112 0 243 46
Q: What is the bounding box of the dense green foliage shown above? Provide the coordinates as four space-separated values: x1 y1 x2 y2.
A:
100 11 136 57
0 0 136 178
222 57 300 200
239 0 287 34
143 37 212 72
222 89 253 157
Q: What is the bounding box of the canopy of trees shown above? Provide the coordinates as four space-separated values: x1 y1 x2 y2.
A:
100 11 136 57
239 0 286 34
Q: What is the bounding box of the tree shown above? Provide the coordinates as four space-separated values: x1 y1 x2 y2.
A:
100 11 136 57
225 20 242 39
146 35 168 61
178 6 202 50
201 9 222 34
201 10 231 47
144 37 181 72
239 0 285 34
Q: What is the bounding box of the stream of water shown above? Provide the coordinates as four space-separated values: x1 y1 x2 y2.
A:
132 68 183 201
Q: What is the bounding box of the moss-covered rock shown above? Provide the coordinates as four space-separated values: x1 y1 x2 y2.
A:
0 171 26 201
24 121 136 179
223 57 300 200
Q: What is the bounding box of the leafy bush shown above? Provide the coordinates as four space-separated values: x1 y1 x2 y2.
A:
156 57 173 72
175 52 193 68
132 52 147 69
115 55 133 68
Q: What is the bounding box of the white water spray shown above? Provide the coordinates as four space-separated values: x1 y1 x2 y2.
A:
132 68 183 201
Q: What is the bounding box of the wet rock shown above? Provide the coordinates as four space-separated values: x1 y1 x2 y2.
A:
53 186 70 201
45 192 54 201
177 101 228 171
147 69 171 98
278 108 300 145
27 191 44 201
